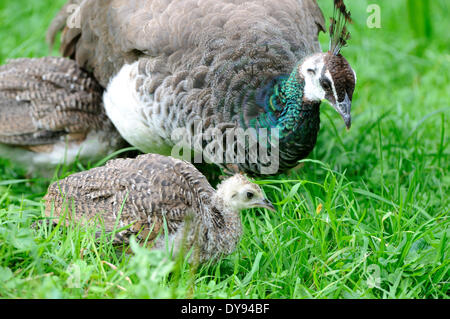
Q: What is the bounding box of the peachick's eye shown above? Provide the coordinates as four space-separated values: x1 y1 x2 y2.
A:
307 68 316 75
246 192 254 200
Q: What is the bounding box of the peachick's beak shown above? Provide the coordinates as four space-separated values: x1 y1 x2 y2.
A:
257 198 276 212
333 93 352 129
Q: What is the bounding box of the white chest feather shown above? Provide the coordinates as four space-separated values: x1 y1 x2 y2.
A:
103 62 172 155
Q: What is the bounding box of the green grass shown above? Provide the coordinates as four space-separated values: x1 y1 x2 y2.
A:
0 0 448 298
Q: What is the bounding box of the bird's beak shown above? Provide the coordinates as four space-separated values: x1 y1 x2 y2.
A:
332 93 352 129
256 198 276 212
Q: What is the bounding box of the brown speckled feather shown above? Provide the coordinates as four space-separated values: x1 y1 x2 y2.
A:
44 153 275 262
0 57 111 147
44 153 215 244
0 57 126 176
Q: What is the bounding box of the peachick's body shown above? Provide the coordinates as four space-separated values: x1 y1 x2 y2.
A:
44 153 274 262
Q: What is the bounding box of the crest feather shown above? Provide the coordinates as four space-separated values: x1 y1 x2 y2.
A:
329 0 353 55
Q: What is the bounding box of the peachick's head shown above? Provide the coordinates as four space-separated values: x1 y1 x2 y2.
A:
215 174 275 212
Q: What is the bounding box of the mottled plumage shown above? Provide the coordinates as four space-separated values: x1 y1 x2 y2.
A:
44 153 274 262
47 0 356 176
0 57 125 174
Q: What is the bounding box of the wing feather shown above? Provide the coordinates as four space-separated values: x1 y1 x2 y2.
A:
0 57 106 147
44 154 214 243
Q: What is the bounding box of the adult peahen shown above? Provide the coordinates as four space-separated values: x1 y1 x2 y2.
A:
43 0 356 176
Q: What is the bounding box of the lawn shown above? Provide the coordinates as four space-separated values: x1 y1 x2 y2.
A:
0 0 448 298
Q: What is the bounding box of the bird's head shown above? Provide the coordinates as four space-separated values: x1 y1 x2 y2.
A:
216 174 275 212
298 52 356 129
298 0 355 129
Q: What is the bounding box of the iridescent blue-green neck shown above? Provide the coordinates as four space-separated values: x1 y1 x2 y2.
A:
239 62 321 173
248 62 320 132
244 63 318 131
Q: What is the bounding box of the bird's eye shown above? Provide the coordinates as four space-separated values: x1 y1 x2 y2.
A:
307 68 316 75
322 79 331 90
246 192 254 200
